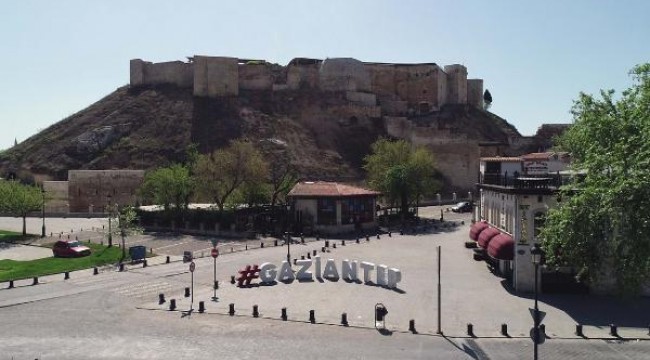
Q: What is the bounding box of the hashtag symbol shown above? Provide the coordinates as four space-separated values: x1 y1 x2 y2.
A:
236 265 260 287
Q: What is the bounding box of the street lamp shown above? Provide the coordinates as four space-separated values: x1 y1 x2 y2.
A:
531 243 546 360
285 202 291 263
41 186 46 238
107 194 113 247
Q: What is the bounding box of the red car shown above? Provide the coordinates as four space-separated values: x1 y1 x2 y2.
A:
52 240 91 258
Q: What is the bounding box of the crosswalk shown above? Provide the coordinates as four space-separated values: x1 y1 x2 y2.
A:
109 280 173 300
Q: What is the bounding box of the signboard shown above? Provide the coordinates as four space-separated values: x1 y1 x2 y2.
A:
211 248 219 258
189 261 196 273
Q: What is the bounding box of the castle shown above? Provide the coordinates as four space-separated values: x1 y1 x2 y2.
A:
130 56 484 116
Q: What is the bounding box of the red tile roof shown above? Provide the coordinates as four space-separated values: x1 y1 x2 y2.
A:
288 181 380 197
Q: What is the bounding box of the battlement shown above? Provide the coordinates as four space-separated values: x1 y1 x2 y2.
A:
129 55 484 110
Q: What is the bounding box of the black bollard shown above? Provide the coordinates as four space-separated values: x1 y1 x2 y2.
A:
169 299 176 311
64 272 70 280
166 256 170 264
198 301 205 313
321 246 326 253
467 323 475 337
143 260 148 268
376 233 380 239
388 231 392 237
313 250 317 256
409 319 417 333
274 239 278 246
159 293 166 304
307 253 311 259
229 303 235 316
231 275 236 284
261 242 264 248
8 280 14 289
309 310 315 324
366 235 370 242
184 287 190 298
93 267 99 275
501 324 509 337
32 277 38 286
325 240 329 248
119 263 125 272
253 305 259 318
245 244 248 250
356 237 360 244
610 324 618 337
281 307 287 321
341 313 349 326
332 243 337 249
293 258 297 265
341 240 346 246
400 229 404 235
575 324 584 337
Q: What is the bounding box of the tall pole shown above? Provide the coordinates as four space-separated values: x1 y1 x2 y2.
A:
107 195 113 247
286 202 291 263
191 269 194 311
213 253 217 300
41 187 46 238
437 245 442 334
534 262 539 360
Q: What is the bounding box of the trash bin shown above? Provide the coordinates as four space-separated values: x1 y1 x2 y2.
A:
129 245 146 263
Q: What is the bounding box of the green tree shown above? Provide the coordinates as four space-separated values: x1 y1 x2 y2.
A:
0 180 44 236
363 138 439 216
105 205 142 259
541 64 650 294
139 164 194 212
483 89 493 110
194 139 268 211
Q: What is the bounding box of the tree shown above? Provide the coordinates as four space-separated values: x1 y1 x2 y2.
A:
194 139 268 211
541 64 650 294
139 164 194 212
363 138 439 216
105 205 142 260
264 146 298 207
483 89 493 110
0 180 44 236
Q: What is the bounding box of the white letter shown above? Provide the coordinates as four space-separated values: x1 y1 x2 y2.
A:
341 260 358 281
295 259 313 281
259 262 277 283
314 255 322 279
360 262 375 283
376 264 388 286
277 261 295 282
322 259 339 280
387 268 402 289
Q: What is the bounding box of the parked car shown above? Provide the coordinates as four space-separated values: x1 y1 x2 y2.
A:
451 201 473 213
52 240 91 258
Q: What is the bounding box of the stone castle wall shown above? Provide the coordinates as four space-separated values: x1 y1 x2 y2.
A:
68 170 144 213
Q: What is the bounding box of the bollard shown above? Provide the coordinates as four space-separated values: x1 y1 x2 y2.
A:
301 234 305 244
93 267 99 275
307 253 311 259
341 240 346 246
281 307 288 321
64 272 70 280
274 240 278 246
356 237 360 244
309 310 315 324
575 324 584 337
245 244 248 251
231 247 233 253
169 299 176 311
184 287 190 298
159 293 166 305
32 277 38 286
229 303 235 316
610 324 618 337
332 243 337 249
341 313 349 326
231 275 236 284
261 242 264 248
409 319 417 333
325 240 329 248
501 324 509 337
366 235 370 242
388 231 392 237
166 256 170 264
143 260 148 268
293 258 297 265
400 229 404 235
377 233 380 239
313 250 317 256
8 280 14 289
253 305 259 318
467 323 475 337
198 301 205 313
321 246 326 253
119 263 125 272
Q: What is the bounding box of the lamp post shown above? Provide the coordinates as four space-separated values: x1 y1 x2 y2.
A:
107 194 113 247
41 186 46 238
285 202 291 263
531 243 546 360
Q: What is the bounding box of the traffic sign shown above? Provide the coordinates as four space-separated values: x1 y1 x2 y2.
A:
189 261 196 273
529 308 546 323
211 248 219 258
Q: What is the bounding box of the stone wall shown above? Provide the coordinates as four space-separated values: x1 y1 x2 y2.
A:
43 181 69 214
193 56 239 97
444 64 468 104
319 58 371 92
345 91 377 106
130 59 193 88
239 63 273 90
467 79 484 108
68 170 145 213
286 62 321 90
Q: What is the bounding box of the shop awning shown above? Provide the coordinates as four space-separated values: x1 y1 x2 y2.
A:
469 221 489 241
487 233 514 261
477 227 500 249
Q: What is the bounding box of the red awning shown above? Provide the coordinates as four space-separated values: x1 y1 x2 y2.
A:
469 221 489 241
487 233 514 261
477 227 500 249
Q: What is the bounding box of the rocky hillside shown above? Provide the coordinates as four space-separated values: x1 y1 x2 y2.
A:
0 83 546 188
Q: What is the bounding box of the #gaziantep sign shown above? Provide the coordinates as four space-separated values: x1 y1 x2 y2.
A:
257 256 402 289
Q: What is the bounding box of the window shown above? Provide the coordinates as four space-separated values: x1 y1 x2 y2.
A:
341 197 374 225
317 198 337 225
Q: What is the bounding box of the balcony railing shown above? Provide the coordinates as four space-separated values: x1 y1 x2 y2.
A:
479 172 565 189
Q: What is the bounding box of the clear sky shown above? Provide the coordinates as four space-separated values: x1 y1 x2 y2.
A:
1 0 648 150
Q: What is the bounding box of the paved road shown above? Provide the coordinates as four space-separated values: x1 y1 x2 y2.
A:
1 212 650 359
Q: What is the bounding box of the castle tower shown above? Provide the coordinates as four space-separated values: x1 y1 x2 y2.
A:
467 79 484 108
444 64 468 105
193 56 239 97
